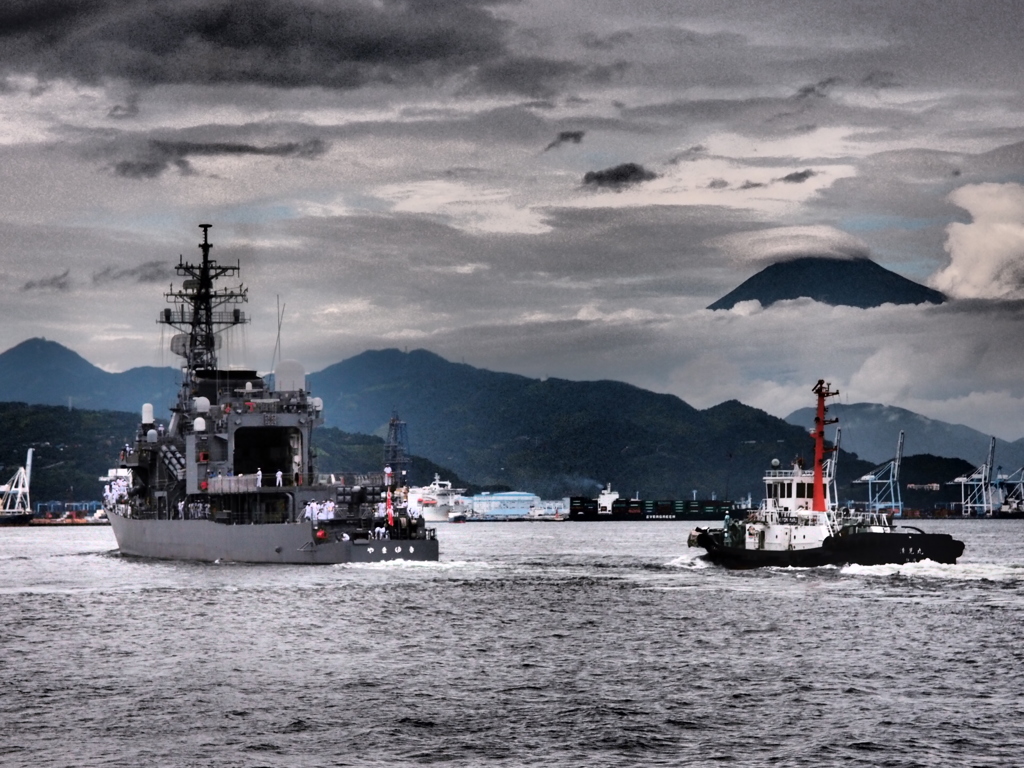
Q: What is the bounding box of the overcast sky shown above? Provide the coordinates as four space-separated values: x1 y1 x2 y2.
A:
3 1 1024 442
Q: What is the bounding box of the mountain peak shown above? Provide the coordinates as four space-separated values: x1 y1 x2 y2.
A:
708 256 946 310
0 337 100 373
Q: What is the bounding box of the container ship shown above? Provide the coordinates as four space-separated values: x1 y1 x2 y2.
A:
569 484 737 521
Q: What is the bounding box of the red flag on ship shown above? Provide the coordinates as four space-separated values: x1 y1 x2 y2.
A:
386 488 394 527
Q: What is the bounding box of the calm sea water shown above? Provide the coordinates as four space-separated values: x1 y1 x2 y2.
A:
2 519 1022 767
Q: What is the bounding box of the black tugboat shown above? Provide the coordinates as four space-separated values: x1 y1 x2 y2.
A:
101 225 439 563
688 380 965 568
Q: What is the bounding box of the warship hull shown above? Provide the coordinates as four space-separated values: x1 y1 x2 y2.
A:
109 514 439 564
693 528 964 569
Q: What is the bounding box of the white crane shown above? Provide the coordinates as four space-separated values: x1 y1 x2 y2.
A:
1 448 33 516
949 436 1002 517
854 431 904 518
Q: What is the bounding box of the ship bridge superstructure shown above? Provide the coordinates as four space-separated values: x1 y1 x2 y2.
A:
746 381 842 542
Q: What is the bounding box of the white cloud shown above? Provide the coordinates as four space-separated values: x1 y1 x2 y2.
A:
3 0 1024 446
929 183 1024 299
374 180 552 234
706 225 870 265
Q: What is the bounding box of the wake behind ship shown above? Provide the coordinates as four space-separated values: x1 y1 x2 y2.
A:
101 225 438 564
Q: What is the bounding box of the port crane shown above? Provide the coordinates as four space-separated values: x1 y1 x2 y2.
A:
994 464 1024 514
854 431 904 518
949 436 1003 517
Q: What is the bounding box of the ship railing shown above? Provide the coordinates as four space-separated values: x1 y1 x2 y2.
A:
834 508 892 528
161 309 246 325
208 475 262 493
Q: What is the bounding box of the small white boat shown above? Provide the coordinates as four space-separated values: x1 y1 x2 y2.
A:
408 474 466 522
527 503 567 521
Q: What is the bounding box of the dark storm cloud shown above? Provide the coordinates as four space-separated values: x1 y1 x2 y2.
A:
544 130 585 151
23 268 70 292
780 169 816 183
0 0 510 89
92 260 167 284
113 137 327 178
582 163 657 188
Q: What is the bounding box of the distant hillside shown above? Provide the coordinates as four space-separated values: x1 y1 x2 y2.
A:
308 348 870 499
311 427 485 492
785 402 1024 469
708 256 946 310
898 454 975 511
0 339 884 499
0 338 179 413
0 402 139 504
0 404 469 504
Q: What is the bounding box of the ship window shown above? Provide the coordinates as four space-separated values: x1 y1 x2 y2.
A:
786 482 793 497
796 482 806 498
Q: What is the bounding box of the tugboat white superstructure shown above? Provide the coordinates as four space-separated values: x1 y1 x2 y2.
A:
689 380 964 568
102 225 438 563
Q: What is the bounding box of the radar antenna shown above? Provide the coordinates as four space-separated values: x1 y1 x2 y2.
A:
383 411 411 485
158 224 249 374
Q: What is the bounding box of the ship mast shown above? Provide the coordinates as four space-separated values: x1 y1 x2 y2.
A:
158 224 249 385
383 410 411 485
811 379 839 512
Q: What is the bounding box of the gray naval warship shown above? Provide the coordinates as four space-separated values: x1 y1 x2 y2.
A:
101 225 439 564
